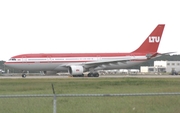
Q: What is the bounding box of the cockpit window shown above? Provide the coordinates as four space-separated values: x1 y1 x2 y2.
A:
9 58 16 61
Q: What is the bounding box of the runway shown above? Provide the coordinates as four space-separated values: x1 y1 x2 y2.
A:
1 74 180 79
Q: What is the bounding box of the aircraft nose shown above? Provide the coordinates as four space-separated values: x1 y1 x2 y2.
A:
3 61 7 66
3 61 11 67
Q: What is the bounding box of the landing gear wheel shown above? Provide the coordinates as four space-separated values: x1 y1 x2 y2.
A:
88 73 93 77
22 74 26 78
87 73 99 77
94 73 99 77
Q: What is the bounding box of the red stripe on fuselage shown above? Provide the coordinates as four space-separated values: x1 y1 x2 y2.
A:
5 60 92 64
11 53 148 58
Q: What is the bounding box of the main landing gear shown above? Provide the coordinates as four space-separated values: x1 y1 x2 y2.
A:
87 72 99 77
72 72 99 77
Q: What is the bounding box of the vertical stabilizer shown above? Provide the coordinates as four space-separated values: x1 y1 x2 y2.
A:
132 24 165 53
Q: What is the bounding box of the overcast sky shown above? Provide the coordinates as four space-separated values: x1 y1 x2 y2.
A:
0 0 179 61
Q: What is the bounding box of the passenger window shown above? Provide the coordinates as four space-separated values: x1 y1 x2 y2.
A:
11 58 16 61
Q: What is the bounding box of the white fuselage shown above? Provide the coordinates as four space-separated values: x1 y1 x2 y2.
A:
5 56 147 72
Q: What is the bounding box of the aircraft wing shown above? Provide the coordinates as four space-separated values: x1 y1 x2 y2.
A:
82 59 131 69
61 56 146 69
83 56 147 68
84 58 131 66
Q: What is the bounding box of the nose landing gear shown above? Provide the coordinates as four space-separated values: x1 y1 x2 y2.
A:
22 73 26 78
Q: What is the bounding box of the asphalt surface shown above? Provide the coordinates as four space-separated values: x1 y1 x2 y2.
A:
1 74 180 79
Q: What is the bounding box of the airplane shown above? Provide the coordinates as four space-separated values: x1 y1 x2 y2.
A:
4 24 166 78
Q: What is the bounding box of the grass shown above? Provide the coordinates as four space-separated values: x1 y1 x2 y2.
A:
0 77 180 113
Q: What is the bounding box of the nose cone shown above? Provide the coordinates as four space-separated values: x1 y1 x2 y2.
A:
3 59 9 65
4 61 7 65
3 60 16 69
3 61 10 68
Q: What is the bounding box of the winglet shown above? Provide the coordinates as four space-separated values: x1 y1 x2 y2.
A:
132 24 165 53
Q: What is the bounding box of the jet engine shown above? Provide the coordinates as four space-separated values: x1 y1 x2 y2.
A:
68 66 84 75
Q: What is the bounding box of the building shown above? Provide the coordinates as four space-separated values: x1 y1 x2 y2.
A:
140 61 180 74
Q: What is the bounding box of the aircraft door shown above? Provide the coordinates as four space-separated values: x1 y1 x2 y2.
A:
97 55 101 61
47 56 52 63
22 56 27 63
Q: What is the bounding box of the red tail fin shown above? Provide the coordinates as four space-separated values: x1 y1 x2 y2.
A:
132 24 165 53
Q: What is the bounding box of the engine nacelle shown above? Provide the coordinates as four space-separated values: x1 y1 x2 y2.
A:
68 66 84 75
